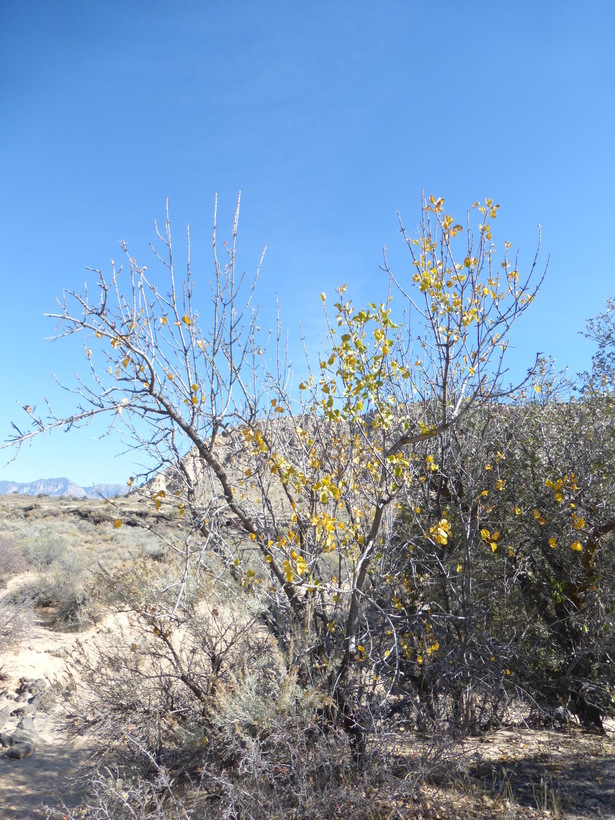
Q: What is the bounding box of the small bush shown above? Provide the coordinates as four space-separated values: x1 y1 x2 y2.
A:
0 597 32 658
20 533 69 569
7 561 96 631
55 557 406 818
0 534 28 586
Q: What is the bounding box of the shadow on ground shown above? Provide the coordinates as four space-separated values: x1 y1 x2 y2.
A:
466 746 615 817
0 743 88 819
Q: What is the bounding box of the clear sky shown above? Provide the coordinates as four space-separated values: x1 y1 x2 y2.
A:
1 1 614 486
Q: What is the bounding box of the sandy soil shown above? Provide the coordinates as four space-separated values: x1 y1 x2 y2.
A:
0 577 95 819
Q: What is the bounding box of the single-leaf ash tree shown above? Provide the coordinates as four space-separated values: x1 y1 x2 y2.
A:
5 194 546 754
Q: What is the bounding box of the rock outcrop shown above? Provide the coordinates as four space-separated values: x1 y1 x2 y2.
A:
0 677 47 762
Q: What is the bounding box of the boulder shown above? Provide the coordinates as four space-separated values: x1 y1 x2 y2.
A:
0 704 13 730
0 729 34 747
4 741 35 759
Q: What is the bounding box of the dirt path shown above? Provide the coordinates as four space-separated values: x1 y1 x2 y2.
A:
0 732 89 819
0 594 94 818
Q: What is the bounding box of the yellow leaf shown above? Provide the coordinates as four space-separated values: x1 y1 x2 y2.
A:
571 541 583 552
114 519 122 528
572 515 585 530
182 315 192 325
549 538 557 548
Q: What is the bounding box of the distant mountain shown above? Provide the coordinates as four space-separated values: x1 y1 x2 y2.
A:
0 477 130 499
83 482 131 499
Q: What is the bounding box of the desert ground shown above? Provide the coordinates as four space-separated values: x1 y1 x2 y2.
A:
1 493 615 819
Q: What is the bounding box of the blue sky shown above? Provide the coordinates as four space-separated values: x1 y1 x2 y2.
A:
1 1 614 486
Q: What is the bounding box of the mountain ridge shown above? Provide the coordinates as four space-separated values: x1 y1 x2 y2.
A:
0 477 130 499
